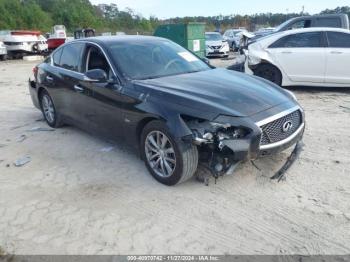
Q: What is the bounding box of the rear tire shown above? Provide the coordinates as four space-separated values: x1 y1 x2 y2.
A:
141 120 198 186
39 90 63 128
254 64 282 86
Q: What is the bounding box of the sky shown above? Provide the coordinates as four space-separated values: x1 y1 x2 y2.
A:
90 0 349 18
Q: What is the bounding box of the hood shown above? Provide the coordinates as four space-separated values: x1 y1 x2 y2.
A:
134 68 293 118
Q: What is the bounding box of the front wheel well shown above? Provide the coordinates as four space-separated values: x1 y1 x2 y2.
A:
253 62 283 86
136 117 160 144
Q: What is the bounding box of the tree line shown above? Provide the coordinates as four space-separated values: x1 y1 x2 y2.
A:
0 0 349 34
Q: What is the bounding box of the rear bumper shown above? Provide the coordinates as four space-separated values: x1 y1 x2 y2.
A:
28 79 40 109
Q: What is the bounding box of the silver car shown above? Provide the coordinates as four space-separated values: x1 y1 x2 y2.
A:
223 29 247 51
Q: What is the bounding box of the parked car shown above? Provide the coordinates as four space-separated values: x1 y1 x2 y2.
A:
247 27 350 87
74 28 95 39
223 28 247 51
0 31 48 58
29 36 304 186
205 32 230 57
241 14 350 51
0 41 7 60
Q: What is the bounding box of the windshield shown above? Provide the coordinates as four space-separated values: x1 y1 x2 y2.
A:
274 18 295 32
205 33 223 41
232 30 244 36
108 39 210 80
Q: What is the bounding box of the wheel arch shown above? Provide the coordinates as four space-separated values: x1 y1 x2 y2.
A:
253 61 284 85
37 86 48 107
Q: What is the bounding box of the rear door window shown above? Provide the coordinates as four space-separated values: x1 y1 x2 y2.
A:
316 18 341 28
59 43 84 72
326 32 350 47
269 32 323 48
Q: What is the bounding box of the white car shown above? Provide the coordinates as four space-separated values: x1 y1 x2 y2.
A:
205 32 229 58
0 41 7 60
247 28 350 87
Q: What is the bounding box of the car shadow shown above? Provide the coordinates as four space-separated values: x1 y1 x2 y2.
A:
286 86 350 94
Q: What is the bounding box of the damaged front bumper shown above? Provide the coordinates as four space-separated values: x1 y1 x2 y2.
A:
188 105 305 177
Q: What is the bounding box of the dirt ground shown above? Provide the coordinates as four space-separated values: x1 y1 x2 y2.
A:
0 59 350 255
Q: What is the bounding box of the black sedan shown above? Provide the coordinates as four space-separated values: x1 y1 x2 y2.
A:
29 36 305 186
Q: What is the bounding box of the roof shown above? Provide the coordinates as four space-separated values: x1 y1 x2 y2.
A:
76 35 169 45
271 27 350 39
280 27 350 34
254 27 350 47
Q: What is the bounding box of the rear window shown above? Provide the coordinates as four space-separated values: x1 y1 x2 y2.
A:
269 32 323 48
58 43 84 72
327 32 350 48
316 18 341 28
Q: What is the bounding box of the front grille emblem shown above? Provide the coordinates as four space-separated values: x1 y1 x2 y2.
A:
282 121 293 133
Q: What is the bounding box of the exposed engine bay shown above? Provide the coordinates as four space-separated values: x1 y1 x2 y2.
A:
186 119 249 180
185 118 303 185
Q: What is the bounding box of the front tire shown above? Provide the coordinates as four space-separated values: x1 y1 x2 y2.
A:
254 64 282 86
141 120 198 186
39 90 63 128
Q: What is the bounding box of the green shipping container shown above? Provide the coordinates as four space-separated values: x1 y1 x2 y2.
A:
154 23 206 58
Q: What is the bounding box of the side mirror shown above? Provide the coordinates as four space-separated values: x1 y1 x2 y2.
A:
84 69 107 83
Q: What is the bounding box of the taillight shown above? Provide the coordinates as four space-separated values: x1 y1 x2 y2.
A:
32 66 38 78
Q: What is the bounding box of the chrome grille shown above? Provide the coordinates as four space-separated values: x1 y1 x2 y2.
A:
260 110 302 146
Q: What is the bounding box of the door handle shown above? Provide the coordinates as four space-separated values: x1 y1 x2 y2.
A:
74 85 84 92
46 75 53 82
281 51 292 54
330 51 343 54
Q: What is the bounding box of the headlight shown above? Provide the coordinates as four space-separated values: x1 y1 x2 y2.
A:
286 90 297 101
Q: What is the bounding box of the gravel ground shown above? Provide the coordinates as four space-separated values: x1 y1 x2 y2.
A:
0 59 350 255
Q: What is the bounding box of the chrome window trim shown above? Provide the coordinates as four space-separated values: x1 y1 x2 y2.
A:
259 123 304 150
50 40 119 83
82 41 117 77
255 105 302 127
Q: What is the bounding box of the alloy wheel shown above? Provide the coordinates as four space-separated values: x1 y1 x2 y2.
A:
145 131 176 178
42 94 55 124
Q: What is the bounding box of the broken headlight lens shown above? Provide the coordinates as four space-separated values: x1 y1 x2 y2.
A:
209 122 248 140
